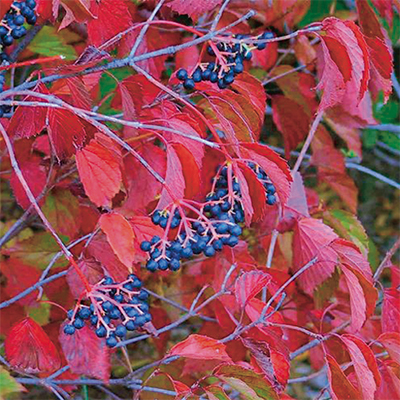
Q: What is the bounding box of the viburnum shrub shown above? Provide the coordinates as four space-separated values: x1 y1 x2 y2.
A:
0 0 398 399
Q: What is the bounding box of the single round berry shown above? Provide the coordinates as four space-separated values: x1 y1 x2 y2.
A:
106 336 118 347
78 307 92 320
233 62 244 74
26 0 37 9
266 184 276 194
204 246 215 257
216 223 229 234
90 315 98 326
143 313 152 322
125 320 137 331
109 308 121 319
115 325 127 337
96 326 107 338
103 276 114 285
207 45 215 56
181 246 193 258
0 26 8 37
158 258 169 271
114 293 124 302
227 235 239 247
3 35 13 46
230 224 242 237
26 14 37 25
192 68 202 83
13 15 25 26
146 260 158 272
213 239 223 251
267 194 276 205
217 78 227 89
102 301 114 312
151 235 161 245
152 212 161 225
140 241 151 252
210 71 218 83
201 69 211 81
138 290 149 301
135 314 147 326
73 318 85 329
63 324 75 335
224 72 235 85
176 69 188 81
169 258 180 271
67 309 74 320
183 78 195 90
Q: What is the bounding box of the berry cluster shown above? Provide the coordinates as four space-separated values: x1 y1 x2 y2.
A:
177 31 274 91
141 165 246 273
247 162 277 205
0 0 37 117
63 274 151 348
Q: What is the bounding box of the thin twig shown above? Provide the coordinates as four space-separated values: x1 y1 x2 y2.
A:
373 236 400 281
292 110 324 174
210 0 232 31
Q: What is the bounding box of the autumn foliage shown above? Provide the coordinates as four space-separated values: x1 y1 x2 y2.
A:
0 0 399 399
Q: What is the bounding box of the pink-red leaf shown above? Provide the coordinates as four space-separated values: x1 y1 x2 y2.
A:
340 334 381 400
167 0 222 20
169 334 231 362
241 143 292 206
59 323 110 381
76 137 122 208
47 109 86 159
378 332 400 363
382 288 400 333
99 213 135 271
235 271 271 308
10 157 47 210
157 144 185 209
326 354 361 400
5 318 61 373
292 217 338 294
87 0 131 47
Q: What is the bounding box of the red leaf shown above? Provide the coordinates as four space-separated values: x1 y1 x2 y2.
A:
317 18 371 114
99 213 135 271
330 239 372 279
340 334 381 400
76 137 122 208
167 0 222 20
10 157 46 210
237 162 267 223
378 332 400 363
241 143 292 206
122 143 166 212
169 334 231 361
65 77 92 110
370 0 394 26
0 0 13 20
292 217 338 294
173 143 201 200
272 95 310 157
47 109 86 159
235 271 271 308
87 0 132 47
1 258 41 306
59 323 110 381
242 336 290 391
340 263 378 332
375 361 400 400
382 288 400 333
66 257 104 299
42 188 80 238
326 354 361 400
5 318 61 373
86 234 130 282
233 163 254 226
158 144 185 209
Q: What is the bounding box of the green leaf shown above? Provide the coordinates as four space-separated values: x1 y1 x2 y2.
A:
29 26 77 60
362 129 378 149
0 367 25 400
4 232 69 270
324 210 369 256
204 385 231 400
379 131 400 151
214 365 278 400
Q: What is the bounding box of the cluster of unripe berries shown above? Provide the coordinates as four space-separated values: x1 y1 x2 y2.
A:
177 31 275 90
0 0 37 117
63 274 151 348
